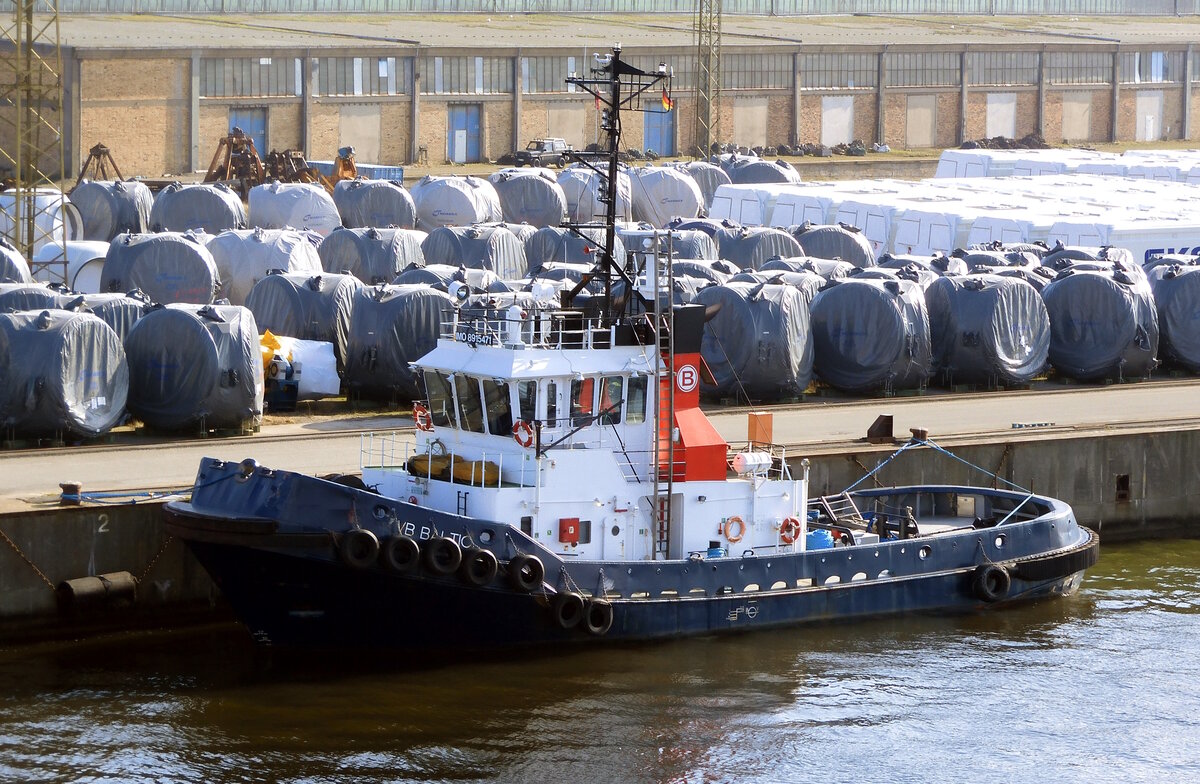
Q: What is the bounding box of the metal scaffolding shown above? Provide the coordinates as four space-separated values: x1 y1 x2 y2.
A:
692 0 722 157
1 0 67 283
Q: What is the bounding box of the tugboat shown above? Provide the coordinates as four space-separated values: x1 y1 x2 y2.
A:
163 48 1098 650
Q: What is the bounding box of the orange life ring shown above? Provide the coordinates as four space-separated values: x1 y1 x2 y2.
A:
512 419 534 448
413 403 434 432
722 516 745 543
780 517 802 545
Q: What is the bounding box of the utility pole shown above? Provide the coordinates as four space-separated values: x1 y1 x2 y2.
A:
693 0 722 157
1 0 67 284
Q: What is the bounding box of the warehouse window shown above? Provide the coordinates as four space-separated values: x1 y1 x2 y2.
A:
1046 52 1112 86
313 56 411 96
723 52 792 90
420 56 511 95
522 56 576 94
624 54 694 91
967 51 1038 87
1120 51 1183 84
800 53 877 90
885 51 960 87
199 57 302 98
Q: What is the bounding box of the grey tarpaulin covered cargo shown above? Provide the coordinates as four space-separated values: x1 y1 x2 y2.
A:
0 287 148 341
810 277 932 393
790 223 876 268
149 182 246 234
0 237 29 283
730 159 802 186
763 256 856 285
711 153 759 176
969 241 1049 258
245 271 362 371
955 248 1041 271
1041 268 1159 381
100 232 219 305
1143 252 1200 273
0 309 128 437
489 221 538 244
421 225 528 280
558 165 632 223
410 176 502 231
71 179 153 241
1146 261 1200 371
665 217 740 238
972 265 1056 292
671 259 737 285
925 274 1049 386
319 227 426 285
394 264 510 295
525 226 624 275
879 252 967 276
613 275 710 308
692 281 813 402
124 303 263 431
488 168 567 228
248 182 341 238
715 226 803 271
343 285 453 401
854 265 941 292
207 227 324 306
526 262 602 294
672 161 731 211
628 166 704 228
333 178 416 230
728 269 824 306
1042 243 1135 271
617 226 718 261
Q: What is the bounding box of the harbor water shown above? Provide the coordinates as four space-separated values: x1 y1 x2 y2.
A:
1 539 1198 783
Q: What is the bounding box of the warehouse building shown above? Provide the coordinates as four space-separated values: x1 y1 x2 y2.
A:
41 12 1200 177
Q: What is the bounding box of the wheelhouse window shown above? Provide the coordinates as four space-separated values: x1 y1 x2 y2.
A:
423 371 457 428
454 375 485 433
570 377 595 427
546 380 559 427
626 376 648 424
517 380 537 423
599 376 624 425
482 379 512 436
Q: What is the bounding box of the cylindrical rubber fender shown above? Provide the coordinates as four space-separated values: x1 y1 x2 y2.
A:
584 598 614 636
460 547 499 586
380 535 420 574
972 563 1011 603
339 528 379 569
552 591 586 629
423 535 462 576
508 553 545 592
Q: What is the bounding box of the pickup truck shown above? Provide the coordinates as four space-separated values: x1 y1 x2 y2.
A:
514 138 572 167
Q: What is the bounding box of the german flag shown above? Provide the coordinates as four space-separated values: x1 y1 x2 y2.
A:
661 88 673 112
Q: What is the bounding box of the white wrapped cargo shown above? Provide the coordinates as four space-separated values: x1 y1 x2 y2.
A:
265 335 341 400
488 168 567 228
149 183 245 235
0 189 83 254
249 182 341 237
333 178 416 230
558 166 632 223
410 175 503 231
206 227 324 306
628 166 704 228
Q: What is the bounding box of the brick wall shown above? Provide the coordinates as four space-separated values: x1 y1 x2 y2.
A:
269 103 304 153
1116 89 1137 140
965 93 987 140
379 102 412 165
766 93 792 147
308 103 341 161
1043 90 1064 143
1091 88 1113 142
882 93 907 149
854 94 878 145
79 57 190 176
1015 91 1039 138
797 95 820 145
485 98 513 162
417 100 448 164
935 91 960 148
1162 86 1185 140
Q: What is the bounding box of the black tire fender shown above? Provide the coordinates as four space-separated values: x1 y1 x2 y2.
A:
584 598 614 636
339 528 379 569
552 591 586 629
423 535 462 576
508 553 545 592
460 547 499 586
380 535 420 573
972 563 1011 603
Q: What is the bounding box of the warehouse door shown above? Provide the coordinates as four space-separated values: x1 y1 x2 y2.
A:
1136 91 1164 141
986 93 1017 139
821 95 854 147
643 108 675 156
229 108 268 156
448 104 481 163
905 94 936 149
1062 92 1093 141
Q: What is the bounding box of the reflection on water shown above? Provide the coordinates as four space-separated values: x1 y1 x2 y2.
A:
1 541 1199 783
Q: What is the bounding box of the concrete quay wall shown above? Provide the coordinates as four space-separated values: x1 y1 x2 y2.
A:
0 426 1194 641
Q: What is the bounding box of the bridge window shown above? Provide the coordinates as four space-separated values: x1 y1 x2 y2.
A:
570 377 595 427
546 380 559 428
423 371 457 427
599 376 624 425
627 376 648 424
517 380 537 423
454 375 485 433
482 379 512 436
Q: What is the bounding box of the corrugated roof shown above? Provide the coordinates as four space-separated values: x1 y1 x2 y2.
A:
56 14 1200 54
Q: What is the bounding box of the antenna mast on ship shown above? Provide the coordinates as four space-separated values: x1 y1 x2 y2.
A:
564 45 673 323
